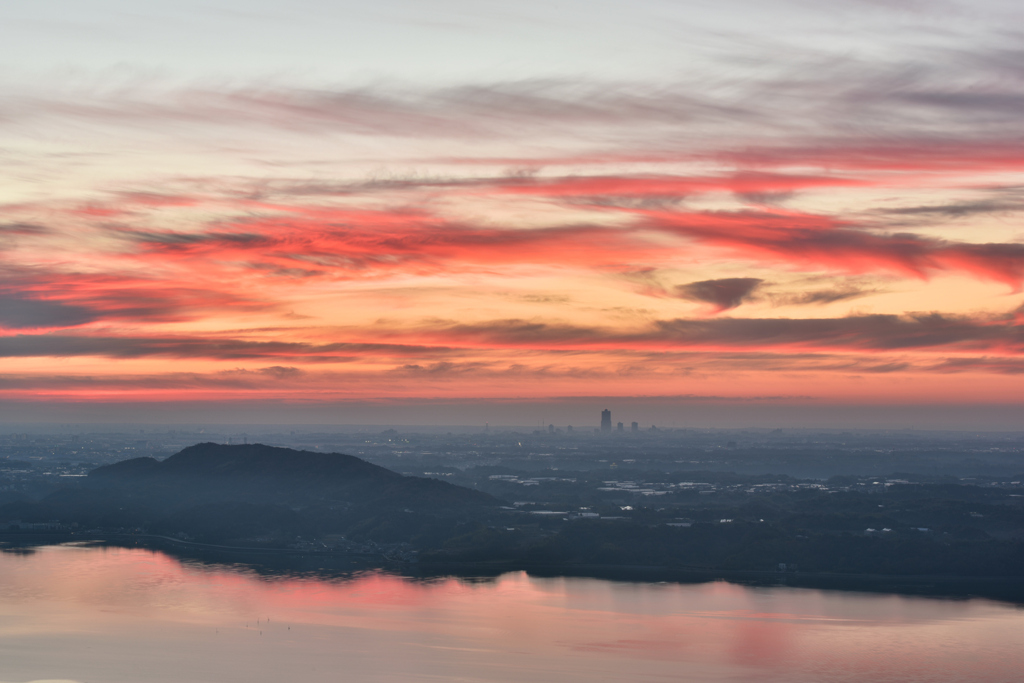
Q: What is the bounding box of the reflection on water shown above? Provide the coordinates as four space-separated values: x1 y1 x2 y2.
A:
0 544 1020 683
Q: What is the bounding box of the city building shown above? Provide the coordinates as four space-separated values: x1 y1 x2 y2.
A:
600 409 612 432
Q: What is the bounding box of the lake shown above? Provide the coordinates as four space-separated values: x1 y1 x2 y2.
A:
0 543 1021 683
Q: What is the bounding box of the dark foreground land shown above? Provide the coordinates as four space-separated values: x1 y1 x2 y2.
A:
1 442 1023 600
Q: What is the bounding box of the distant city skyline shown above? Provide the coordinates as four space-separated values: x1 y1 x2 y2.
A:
1 398 1022 432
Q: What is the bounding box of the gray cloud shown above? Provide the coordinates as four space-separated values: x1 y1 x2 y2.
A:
927 357 1024 374
647 314 1023 351
0 295 98 329
221 365 306 379
3 316 1024 378
674 278 763 312
734 191 795 206
0 334 458 361
114 229 269 247
392 361 493 376
881 198 1024 218
417 310 1024 353
0 223 50 235
770 285 877 306
11 81 749 141
0 371 308 391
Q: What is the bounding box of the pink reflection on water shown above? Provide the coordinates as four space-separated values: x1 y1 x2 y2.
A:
0 544 1020 683
729 617 795 668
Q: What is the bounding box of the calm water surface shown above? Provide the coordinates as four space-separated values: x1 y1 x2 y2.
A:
0 543 1021 683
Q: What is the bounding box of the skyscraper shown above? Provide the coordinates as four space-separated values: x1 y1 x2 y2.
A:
601 409 612 432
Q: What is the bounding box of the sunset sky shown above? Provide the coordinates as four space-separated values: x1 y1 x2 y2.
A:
2 1 1023 427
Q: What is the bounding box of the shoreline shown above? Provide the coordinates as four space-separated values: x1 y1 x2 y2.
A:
3 532 1024 602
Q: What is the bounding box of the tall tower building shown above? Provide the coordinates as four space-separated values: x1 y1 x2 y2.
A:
600 409 612 432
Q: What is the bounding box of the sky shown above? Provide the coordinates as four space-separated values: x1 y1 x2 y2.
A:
2 1 1024 428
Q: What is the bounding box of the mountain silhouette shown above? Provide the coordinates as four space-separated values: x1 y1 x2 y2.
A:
88 442 497 510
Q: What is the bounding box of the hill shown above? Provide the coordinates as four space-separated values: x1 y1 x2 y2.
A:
1 443 500 547
88 442 495 509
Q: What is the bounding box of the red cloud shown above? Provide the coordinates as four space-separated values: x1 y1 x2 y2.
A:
0 270 268 330
6 156 1022 340
82 174 1020 291
633 207 1024 290
114 211 661 279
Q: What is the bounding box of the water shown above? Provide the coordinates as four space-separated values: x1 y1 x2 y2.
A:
0 544 1021 683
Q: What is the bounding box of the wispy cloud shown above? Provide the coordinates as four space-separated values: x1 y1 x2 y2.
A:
768 284 878 307
9 42 1024 146
3 307 1020 364
0 335 458 362
0 222 50 235
386 310 1024 355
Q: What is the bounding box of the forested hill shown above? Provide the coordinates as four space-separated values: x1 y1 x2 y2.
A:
87 442 498 509
92 442 398 483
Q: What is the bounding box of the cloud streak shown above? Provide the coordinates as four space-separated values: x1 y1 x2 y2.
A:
391 311 1024 356
0 335 459 362
10 41 1024 147
6 309 1017 362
